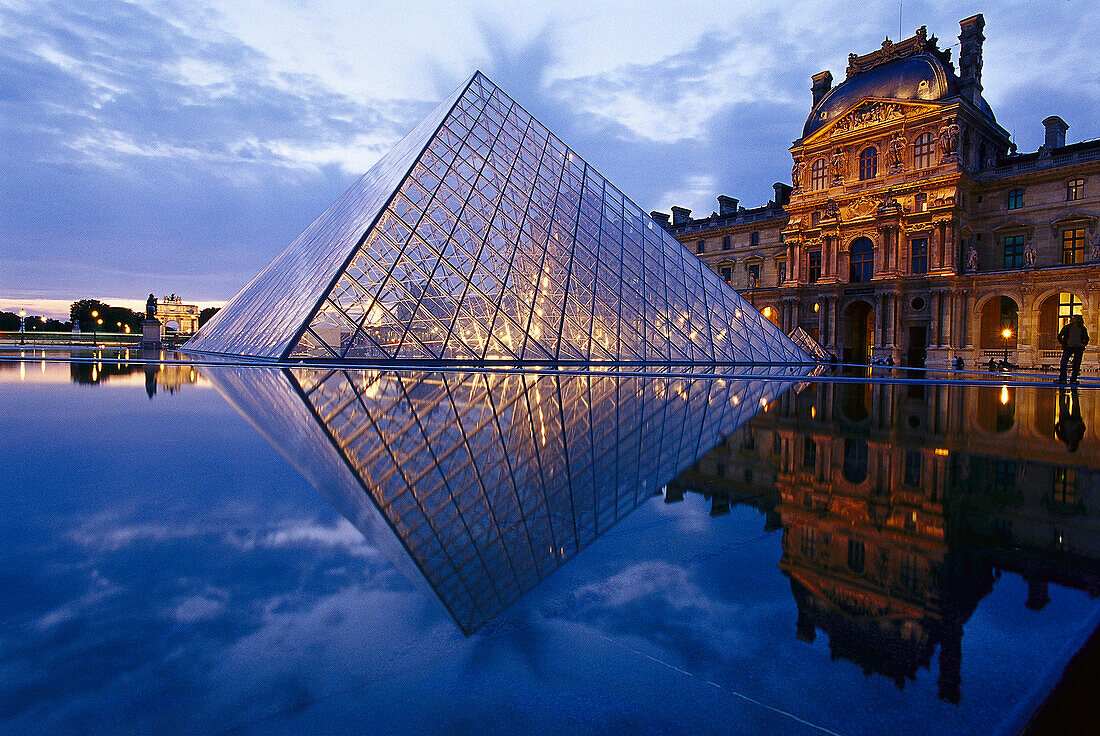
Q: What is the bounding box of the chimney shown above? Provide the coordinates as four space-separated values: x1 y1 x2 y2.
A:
958 14 985 105
1042 116 1068 150
649 211 671 228
811 70 833 106
717 195 738 216
671 206 692 226
773 182 793 206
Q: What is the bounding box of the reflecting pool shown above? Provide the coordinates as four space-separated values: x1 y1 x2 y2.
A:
2 353 1099 735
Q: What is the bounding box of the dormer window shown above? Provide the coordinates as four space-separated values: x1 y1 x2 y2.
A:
913 132 934 169
811 159 828 190
859 147 878 180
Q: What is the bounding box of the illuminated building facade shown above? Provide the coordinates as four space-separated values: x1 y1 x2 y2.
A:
661 14 1100 367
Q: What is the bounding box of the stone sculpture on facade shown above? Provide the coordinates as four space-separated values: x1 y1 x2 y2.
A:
966 245 979 273
887 133 906 172
938 121 961 160
1024 240 1036 267
830 148 847 185
1091 234 1100 261
791 158 805 190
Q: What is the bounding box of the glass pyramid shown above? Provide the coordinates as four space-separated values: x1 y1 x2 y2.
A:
186 72 809 365
207 366 802 632
787 326 830 362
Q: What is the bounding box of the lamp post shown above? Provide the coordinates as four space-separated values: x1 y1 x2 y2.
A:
1002 326 1013 364
91 310 99 345
18 309 25 345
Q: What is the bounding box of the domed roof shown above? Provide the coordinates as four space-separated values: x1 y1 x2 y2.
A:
802 54 954 139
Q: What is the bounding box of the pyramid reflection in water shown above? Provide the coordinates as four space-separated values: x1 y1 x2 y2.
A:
210 367 802 631
186 72 810 365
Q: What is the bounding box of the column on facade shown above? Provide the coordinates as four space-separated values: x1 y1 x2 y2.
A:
964 293 977 349
876 293 887 347
943 220 957 272
827 295 838 354
942 292 955 349
930 223 942 271
818 296 828 344
786 242 796 282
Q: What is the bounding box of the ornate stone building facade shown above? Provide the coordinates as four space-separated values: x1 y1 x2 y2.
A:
659 15 1100 367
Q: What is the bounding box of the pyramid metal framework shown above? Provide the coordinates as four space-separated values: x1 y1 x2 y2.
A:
186 72 809 365
209 366 801 631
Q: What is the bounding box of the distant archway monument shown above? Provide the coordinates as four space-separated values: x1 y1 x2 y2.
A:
156 295 200 333
184 73 812 366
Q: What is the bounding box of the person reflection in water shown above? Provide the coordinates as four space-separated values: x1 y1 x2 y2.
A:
1055 387 1085 452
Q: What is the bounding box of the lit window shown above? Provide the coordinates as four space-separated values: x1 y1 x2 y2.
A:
722 235 731 250
1058 292 1082 329
913 132 935 169
859 147 878 180
748 263 760 284
807 251 821 282
811 158 828 190
914 193 927 212
1067 178 1085 201
911 238 928 274
1063 228 1086 265
1007 189 1023 210
1004 235 1025 269
849 237 874 282
1054 468 1077 506
720 266 733 284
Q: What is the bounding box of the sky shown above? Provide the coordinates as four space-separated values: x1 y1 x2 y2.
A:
1 0 1098 319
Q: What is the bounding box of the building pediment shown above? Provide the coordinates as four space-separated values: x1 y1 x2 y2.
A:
1050 211 1096 227
802 98 942 145
993 219 1030 233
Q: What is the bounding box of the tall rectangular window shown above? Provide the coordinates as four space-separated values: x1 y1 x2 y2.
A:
807 251 821 282
1063 228 1086 265
1004 235 1025 268
803 436 816 469
811 211 821 227
1067 178 1084 201
911 238 928 274
751 231 760 246
722 235 731 250
697 240 705 254
1007 188 1023 210
748 264 760 284
903 450 922 487
914 193 927 212
811 158 828 190
779 262 787 283
720 266 733 284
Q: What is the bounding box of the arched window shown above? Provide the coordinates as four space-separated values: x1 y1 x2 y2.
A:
913 132 934 169
850 237 874 282
859 147 878 180
811 158 828 190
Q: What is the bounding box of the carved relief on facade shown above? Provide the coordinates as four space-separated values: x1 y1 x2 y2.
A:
830 101 907 136
823 198 841 219
846 196 878 218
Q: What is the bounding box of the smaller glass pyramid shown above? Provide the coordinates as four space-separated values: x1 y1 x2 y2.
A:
788 326 829 362
186 72 810 365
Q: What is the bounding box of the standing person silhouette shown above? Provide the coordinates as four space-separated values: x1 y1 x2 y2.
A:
1058 314 1089 384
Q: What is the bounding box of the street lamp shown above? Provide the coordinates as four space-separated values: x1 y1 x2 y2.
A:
1001 326 1013 364
91 310 99 344
18 309 25 345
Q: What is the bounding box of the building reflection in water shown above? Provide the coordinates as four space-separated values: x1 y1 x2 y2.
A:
208 367 804 633
669 380 1100 704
